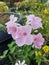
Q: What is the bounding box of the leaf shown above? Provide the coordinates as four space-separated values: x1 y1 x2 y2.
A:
10 46 16 54
8 41 16 54
35 56 42 65
3 50 8 56
29 51 35 57
0 50 8 59
25 58 30 65
0 24 6 31
8 41 15 48
0 55 5 59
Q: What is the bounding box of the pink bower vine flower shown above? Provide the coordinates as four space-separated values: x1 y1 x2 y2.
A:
5 15 21 39
10 15 18 22
26 15 43 29
6 22 21 39
15 25 33 47
33 33 44 49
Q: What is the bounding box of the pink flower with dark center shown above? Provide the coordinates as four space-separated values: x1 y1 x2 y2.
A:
6 23 17 34
15 25 33 46
33 33 44 49
6 22 22 40
26 15 43 29
6 22 19 39
5 15 21 39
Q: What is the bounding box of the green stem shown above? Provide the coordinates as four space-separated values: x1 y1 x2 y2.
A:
38 62 41 65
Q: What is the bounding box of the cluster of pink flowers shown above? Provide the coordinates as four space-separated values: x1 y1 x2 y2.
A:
5 15 44 49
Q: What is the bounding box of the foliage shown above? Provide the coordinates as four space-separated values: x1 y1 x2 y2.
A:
0 24 6 31
1 41 35 65
0 1 10 12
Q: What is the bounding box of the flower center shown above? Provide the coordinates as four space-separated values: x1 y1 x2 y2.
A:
34 38 39 41
10 26 17 32
23 32 27 36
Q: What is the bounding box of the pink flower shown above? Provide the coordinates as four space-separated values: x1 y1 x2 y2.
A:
6 22 21 40
26 15 43 29
5 15 21 39
5 15 18 25
10 15 18 22
6 22 19 39
15 25 33 47
6 23 17 34
33 33 44 49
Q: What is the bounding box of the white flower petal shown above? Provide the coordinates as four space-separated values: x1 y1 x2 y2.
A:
18 60 20 64
22 60 25 65
15 63 18 65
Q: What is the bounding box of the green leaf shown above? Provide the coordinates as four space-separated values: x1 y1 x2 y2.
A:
8 41 17 54
29 51 35 57
25 57 30 65
10 46 16 54
0 24 6 31
3 50 8 56
0 50 8 59
0 55 5 59
8 41 15 48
